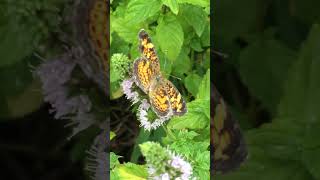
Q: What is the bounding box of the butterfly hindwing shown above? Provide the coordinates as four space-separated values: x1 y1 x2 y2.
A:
149 76 171 117
164 79 187 116
211 83 247 174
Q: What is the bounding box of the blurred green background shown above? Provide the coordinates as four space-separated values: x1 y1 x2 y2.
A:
213 0 320 179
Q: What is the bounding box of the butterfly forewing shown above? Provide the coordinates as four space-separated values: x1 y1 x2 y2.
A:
133 57 160 93
138 29 160 72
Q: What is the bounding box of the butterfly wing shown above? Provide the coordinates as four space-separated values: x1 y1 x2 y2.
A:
133 57 159 93
164 79 187 116
211 83 247 174
148 77 171 117
138 29 160 73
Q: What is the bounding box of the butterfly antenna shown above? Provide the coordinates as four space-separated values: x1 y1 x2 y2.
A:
212 50 229 59
33 52 46 62
168 74 181 81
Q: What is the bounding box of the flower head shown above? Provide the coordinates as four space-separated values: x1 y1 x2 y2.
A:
137 99 172 131
140 142 194 180
121 78 140 104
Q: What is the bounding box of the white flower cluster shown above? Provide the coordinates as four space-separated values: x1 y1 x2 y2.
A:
121 78 140 104
121 78 172 131
137 99 172 131
148 149 194 180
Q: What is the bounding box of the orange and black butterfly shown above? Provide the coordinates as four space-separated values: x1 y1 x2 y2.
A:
211 83 247 174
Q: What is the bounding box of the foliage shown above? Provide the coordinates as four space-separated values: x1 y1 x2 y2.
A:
0 0 65 118
213 0 320 179
110 0 210 179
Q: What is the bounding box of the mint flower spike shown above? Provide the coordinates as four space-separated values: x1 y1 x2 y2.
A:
121 78 140 104
137 99 172 131
140 142 194 180
111 53 131 80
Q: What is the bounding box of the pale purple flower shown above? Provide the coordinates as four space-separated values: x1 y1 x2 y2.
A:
137 99 173 131
160 173 170 180
86 130 107 180
167 152 193 180
147 149 193 180
121 78 140 104
36 54 96 139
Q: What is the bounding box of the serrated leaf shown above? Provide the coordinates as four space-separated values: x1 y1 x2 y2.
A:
117 163 147 180
110 152 121 168
125 0 162 25
190 37 203 52
172 47 191 77
156 15 184 61
184 73 202 96
278 24 320 179
111 17 141 43
239 38 296 114
168 99 209 129
162 0 179 14
200 24 210 47
179 4 207 36
197 69 210 100
178 0 209 8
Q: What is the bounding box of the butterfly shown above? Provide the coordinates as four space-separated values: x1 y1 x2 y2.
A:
132 29 187 118
211 83 247 174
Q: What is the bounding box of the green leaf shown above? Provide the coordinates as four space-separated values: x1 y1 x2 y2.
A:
172 47 191 77
178 0 209 8
110 152 121 169
214 0 264 44
292 0 320 24
184 73 202 96
200 24 210 47
156 15 184 61
0 22 35 67
277 24 320 179
125 0 162 25
111 17 141 44
117 163 147 180
130 130 151 163
168 98 209 129
239 37 296 114
197 69 210 100
164 130 210 179
179 4 208 37
162 0 179 14
221 24 320 180
190 37 203 52
110 65 121 83
110 131 116 140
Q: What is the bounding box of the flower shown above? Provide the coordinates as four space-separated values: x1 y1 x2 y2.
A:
86 130 108 180
168 153 193 179
121 78 140 104
146 147 193 180
36 54 96 139
137 99 172 131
